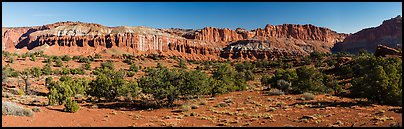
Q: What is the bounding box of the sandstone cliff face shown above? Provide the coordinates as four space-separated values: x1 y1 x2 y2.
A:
2 27 31 50
2 21 348 60
332 15 402 53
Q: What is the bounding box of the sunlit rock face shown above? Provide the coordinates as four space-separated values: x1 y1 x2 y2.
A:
2 20 349 60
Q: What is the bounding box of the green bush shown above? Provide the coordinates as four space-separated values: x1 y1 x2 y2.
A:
94 54 102 59
8 57 15 63
291 66 327 94
349 55 402 106
47 76 89 105
126 71 135 77
72 56 81 60
178 58 187 69
81 62 91 70
100 61 114 70
123 59 134 65
129 64 139 73
63 98 80 113
61 55 72 62
61 67 70 75
139 67 182 107
78 57 90 63
2 70 7 82
29 55 36 61
30 67 42 77
88 68 126 100
42 63 52 75
264 69 297 90
211 63 247 95
54 58 63 67
235 61 254 72
117 80 140 98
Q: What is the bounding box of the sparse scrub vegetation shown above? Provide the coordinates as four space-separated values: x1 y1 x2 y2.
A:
2 101 33 117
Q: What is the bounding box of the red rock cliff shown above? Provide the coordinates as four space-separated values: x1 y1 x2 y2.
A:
2 21 348 60
332 15 402 53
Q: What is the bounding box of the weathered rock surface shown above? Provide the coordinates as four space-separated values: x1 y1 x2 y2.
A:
332 15 402 53
2 21 349 60
374 44 402 57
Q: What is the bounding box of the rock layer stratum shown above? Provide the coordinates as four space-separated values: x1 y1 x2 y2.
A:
2 21 350 60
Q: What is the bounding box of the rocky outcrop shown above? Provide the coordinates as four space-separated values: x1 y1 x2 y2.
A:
374 44 402 57
332 15 402 53
2 21 348 60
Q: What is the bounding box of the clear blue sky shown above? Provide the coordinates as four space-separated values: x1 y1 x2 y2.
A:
2 2 402 34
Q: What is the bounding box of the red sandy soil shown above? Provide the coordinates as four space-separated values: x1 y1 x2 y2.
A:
2 55 402 127
2 90 402 127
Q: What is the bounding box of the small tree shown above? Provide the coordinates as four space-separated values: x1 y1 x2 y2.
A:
19 69 31 94
2 69 7 82
178 58 187 69
61 55 72 62
129 64 139 73
55 58 63 67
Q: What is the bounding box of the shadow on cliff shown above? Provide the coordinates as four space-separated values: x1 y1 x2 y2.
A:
14 28 39 50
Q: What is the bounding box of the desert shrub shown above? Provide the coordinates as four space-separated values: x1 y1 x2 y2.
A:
8 57 15 63
235 61 255 72
126 71 135 77
31 107 41 112
277 79 292 93
29 67 42 77
52 69 61 75
323 75 342 95
42 63 52 75
88 68 127 100
179 69 211 98
61 55 71 62
123 59 134 65
72 55 81 60
45 77 53 89
282 63 293 69
211 63 247 94
54 58 63 67
264 69 297 90
61 67 70 75
267 88 285 96
324 58 337 67
69 68 84 75
139 67 182 107
63 98 80 113
2 70 7 82
178 58 187 69
240 69 255 81
261 75 271 88
81 62 91 70
180 104 191 112
78 57 90 63
44 57 53 63
2 101 33 117
47 76 89 105
301 92 315 100
348 55 402 106
117 80 140 98
139 66 213 107
309 51 325 61
29 55 36 61
94 54 102 59
291 66 327 94
147 53 162 60
101 61 115 70
129 64 139 73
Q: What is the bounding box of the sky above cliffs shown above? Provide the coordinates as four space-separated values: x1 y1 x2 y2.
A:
2 2 402 34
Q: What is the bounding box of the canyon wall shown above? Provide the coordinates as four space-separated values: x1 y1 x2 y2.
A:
332 15 402 53
2 21 348 60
